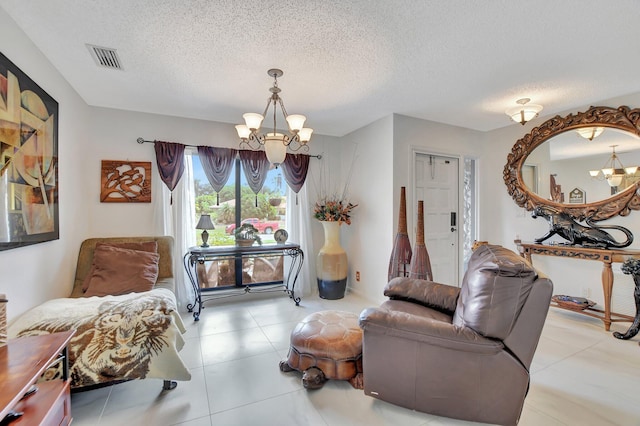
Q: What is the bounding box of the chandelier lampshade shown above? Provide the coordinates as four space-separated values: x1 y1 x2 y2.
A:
589 145 637 188
607 173 624 187
264 133 287 165
298 127 313 142
285 114 306 132
243 113 264 130
235 69 312 167
235 124 251 139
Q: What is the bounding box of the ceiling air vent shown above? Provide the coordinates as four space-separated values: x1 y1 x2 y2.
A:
86 44 123 70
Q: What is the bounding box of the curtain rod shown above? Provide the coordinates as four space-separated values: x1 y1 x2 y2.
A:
136 137 322 159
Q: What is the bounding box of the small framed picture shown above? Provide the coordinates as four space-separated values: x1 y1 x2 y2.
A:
568 187 585 204
100 160 151 203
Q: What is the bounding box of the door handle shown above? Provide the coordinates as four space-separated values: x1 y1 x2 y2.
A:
450 212 457 232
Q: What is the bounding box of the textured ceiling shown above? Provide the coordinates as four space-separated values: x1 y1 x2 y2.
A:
1 0 640 136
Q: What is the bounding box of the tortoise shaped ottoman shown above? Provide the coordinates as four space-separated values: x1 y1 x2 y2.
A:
279 310 363 389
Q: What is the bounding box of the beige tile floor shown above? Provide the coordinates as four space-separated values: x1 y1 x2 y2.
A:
70 292 640 425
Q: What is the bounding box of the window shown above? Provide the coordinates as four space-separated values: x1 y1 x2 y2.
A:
190 153 286 287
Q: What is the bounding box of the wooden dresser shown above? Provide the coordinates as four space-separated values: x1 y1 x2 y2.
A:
0 330 75 425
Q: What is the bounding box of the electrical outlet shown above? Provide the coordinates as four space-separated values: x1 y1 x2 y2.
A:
356 271 360 282
581 287 591 298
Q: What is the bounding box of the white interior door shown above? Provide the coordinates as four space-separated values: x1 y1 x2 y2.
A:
414 153 459 285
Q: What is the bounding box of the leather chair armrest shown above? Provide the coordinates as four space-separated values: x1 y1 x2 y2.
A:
384 277 460 313
359 307 503 354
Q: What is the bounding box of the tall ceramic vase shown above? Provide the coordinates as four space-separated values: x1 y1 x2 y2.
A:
316 221 348 299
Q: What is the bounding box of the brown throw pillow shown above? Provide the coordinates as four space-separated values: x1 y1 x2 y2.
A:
83 245 160 297
82 241 158 292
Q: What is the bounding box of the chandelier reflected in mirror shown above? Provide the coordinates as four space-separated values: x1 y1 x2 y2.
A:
589 145 639 187
576 126 604 141
235 69 313 166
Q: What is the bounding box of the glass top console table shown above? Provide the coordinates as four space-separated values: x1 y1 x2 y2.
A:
184 243 304 321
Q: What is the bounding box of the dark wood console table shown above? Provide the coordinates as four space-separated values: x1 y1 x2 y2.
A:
1 330 75 425
515 241 640 331
184 243 304 320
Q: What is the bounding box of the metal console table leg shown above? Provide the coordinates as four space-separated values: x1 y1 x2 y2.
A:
184 252 202 321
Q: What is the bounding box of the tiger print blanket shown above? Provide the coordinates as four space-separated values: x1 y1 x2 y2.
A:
8 288 191 388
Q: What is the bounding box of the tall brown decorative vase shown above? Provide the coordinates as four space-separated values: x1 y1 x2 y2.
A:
409 200 433 281
388 187 412 281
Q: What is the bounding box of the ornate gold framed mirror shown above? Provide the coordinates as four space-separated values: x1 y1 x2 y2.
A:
504 105 640 221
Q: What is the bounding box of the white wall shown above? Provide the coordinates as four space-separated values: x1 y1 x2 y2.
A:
483 92 640 316
85 107 239 235
392 114 483 285
336 116 394 303
0 8 91 320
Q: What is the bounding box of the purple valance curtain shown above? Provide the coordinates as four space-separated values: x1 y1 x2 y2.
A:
239 150 270 205
281 154 310 193
197 146 237 205
154 141 185 203
152 142 311 205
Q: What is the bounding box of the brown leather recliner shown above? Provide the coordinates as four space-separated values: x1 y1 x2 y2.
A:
359 244 552 426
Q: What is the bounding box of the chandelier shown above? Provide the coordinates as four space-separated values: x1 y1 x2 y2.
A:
589 145 638 187
505 98 543 125
235 69 313 166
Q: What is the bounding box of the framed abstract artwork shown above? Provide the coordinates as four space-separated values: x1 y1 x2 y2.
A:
100 160 152 203
0 51 59 251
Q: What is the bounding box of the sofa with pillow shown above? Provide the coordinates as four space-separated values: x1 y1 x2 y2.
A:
73 236 174 297
9 236 191 391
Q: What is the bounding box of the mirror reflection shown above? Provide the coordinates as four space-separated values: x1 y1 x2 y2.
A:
523 127 640 204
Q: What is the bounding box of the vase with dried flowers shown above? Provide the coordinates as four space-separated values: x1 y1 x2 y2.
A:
314 199 357 299
313 150 358 299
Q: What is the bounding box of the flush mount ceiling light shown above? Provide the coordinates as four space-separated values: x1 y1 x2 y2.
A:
576 127 605 141
235 69 313 167
505 98 543 125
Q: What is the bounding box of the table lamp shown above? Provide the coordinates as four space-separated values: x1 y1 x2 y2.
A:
196 214 215 247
